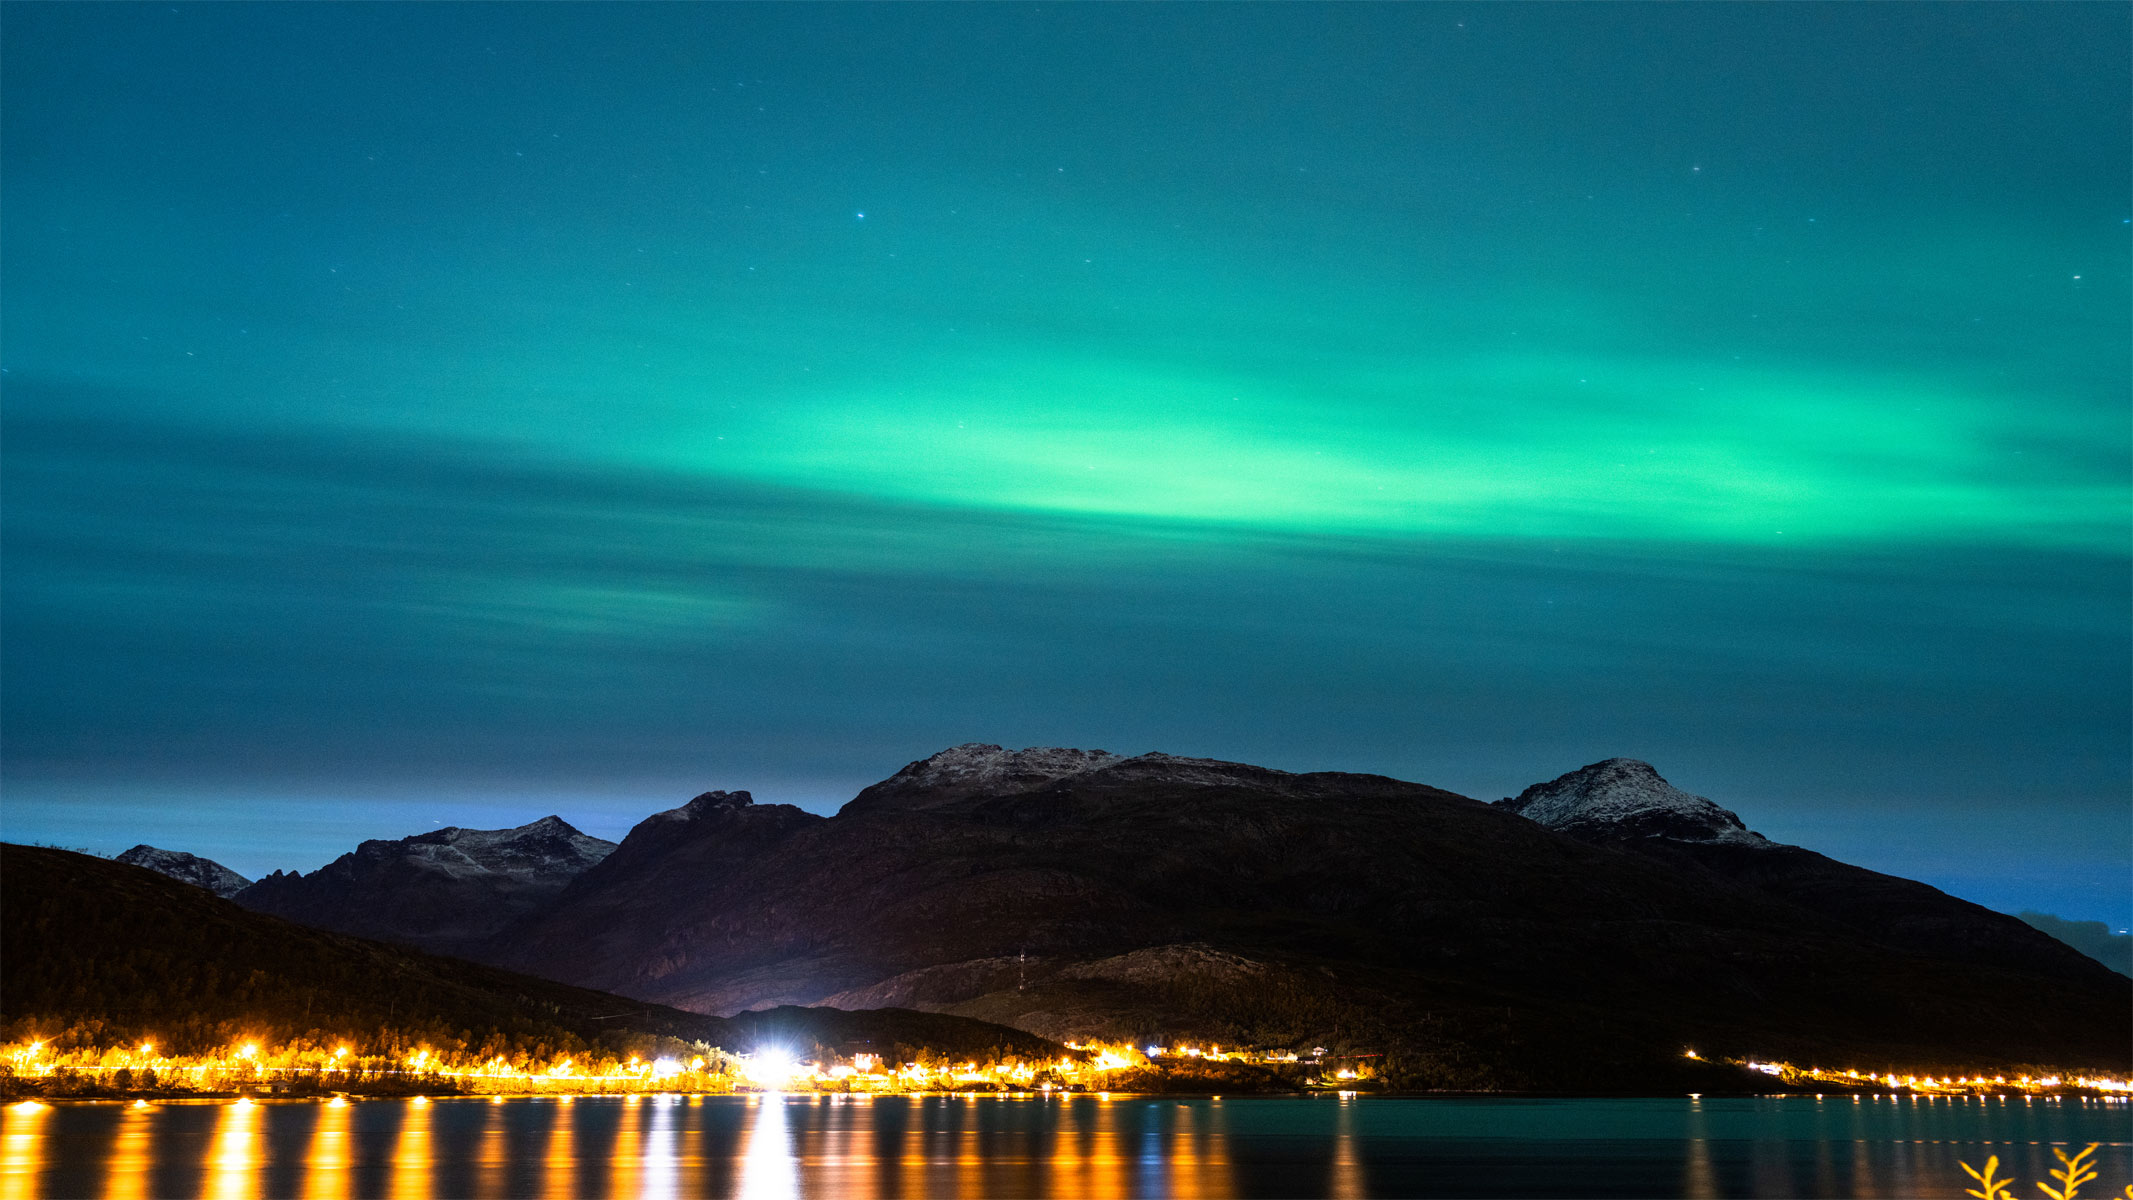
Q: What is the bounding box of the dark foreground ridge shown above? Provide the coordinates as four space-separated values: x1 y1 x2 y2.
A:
0 844 1057 1083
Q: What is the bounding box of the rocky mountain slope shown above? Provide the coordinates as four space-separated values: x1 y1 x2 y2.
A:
1494 758 1768 845
478 744 2127 1089
115 844 252 897
1494 759 2095 980
234 816 617 957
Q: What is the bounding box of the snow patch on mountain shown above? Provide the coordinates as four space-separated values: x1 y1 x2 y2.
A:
1495 759 1770 846
843 744 1127 813
381 815 616 882
845 744 1319 816
231 815 621 954
905 744 1127 791
634 790 755 829
1097 751 1297 790
115 845 252 898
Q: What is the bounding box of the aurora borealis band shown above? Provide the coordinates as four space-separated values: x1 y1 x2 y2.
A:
2 5 2127 923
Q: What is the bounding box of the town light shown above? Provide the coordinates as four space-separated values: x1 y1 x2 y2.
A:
742 1047 797 1090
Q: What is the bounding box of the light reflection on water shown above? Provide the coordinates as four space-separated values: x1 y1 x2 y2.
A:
740 1096 798 1200
100 1106 150 1200
0 1093 2127 1199
1682 1094 1716 1199
1329 1094 1365 1200
2 1103 48 1200
641 1096 679 1200
304 1097 351 1200
388 1095 428 1200
542 1096 574 1200
205 1097 258 1200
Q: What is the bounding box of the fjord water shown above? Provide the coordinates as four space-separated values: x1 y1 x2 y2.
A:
3 1094 2127 1199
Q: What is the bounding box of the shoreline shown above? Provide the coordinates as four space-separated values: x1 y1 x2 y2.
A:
11 1085 2129 1104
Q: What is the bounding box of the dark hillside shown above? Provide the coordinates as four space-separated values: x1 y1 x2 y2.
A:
0 845 1052 1064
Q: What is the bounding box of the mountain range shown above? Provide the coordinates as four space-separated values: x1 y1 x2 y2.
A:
124 746 2128 1090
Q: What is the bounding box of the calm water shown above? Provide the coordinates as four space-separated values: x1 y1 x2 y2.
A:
2 1093 2127 1199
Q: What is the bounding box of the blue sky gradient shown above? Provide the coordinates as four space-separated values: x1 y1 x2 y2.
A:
4 4 2126 924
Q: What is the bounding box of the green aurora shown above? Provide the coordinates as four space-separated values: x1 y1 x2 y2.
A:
3 4 2127 924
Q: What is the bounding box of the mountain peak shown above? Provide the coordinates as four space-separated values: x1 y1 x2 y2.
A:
684 790 754 813
385 815 609 860
607 789 770 853
115 844 253 898
1495 759 1769 846
843 744 1126 814
841 743 1336 816
909 743 1126 786
231 816 618 955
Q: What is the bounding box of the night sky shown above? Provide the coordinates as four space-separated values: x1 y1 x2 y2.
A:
4 5 2126 926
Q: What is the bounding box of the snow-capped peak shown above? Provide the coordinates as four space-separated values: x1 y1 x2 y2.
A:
340 816 617 884
904 743 1126 789
842 744 1127 814
1494 759 1769 846
116 844 253 898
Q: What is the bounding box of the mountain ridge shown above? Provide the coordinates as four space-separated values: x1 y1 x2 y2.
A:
138 745 2127 1089
115 844 253 898
479 745 2124 1086
1493 757 1770 845
234 815 618 957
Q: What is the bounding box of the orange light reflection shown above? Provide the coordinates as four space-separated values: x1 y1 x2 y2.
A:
608 1097 643 1200
388 1097 432 1200
2 1101 48 1200
1329 1095 1366 1200
104 1102 153 1200
542 1099 576 1200
304 1098 352 1200
207 1099 261 1200
473 1099 508 1200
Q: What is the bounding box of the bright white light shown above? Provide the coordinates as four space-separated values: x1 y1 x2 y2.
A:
644 1088 682 1200
741 1047 797 1090
651 1057 683 1080
738 1093 799 1200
